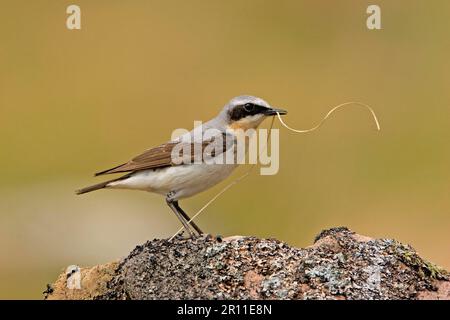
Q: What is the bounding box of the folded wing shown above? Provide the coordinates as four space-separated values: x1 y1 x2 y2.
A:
95 133 233 176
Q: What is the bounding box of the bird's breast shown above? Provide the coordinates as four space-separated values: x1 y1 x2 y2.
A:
110 162 238 200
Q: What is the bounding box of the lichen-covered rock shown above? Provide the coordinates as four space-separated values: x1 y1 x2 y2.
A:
45 227 449 300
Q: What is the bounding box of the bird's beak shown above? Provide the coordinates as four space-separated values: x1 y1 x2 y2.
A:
264 107 288 116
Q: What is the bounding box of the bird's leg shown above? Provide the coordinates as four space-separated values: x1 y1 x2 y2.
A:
173 201 204 236
166 197 194 238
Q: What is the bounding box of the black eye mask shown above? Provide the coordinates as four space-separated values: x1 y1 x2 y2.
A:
229 103 268 121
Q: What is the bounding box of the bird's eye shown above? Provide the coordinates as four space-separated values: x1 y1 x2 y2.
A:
243 103 254 112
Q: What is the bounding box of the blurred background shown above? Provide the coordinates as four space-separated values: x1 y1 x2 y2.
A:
1 0 449 299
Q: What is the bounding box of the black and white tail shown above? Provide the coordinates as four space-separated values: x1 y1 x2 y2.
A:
75 174 130 195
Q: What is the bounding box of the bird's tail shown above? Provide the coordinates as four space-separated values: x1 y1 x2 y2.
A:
75 174 131 195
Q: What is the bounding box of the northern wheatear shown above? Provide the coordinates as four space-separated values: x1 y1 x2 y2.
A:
76 95 287 237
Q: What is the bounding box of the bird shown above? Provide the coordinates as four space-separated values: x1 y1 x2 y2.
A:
76 95 287 237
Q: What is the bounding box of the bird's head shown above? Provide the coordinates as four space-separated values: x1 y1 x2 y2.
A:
222 95 287 131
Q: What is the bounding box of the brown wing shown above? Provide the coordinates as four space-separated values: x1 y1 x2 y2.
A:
95 133 233 176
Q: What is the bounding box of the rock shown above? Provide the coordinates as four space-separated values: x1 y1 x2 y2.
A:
45 262 118 300
45 227 449 300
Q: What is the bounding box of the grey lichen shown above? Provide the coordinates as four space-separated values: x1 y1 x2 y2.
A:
46 227 449 300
